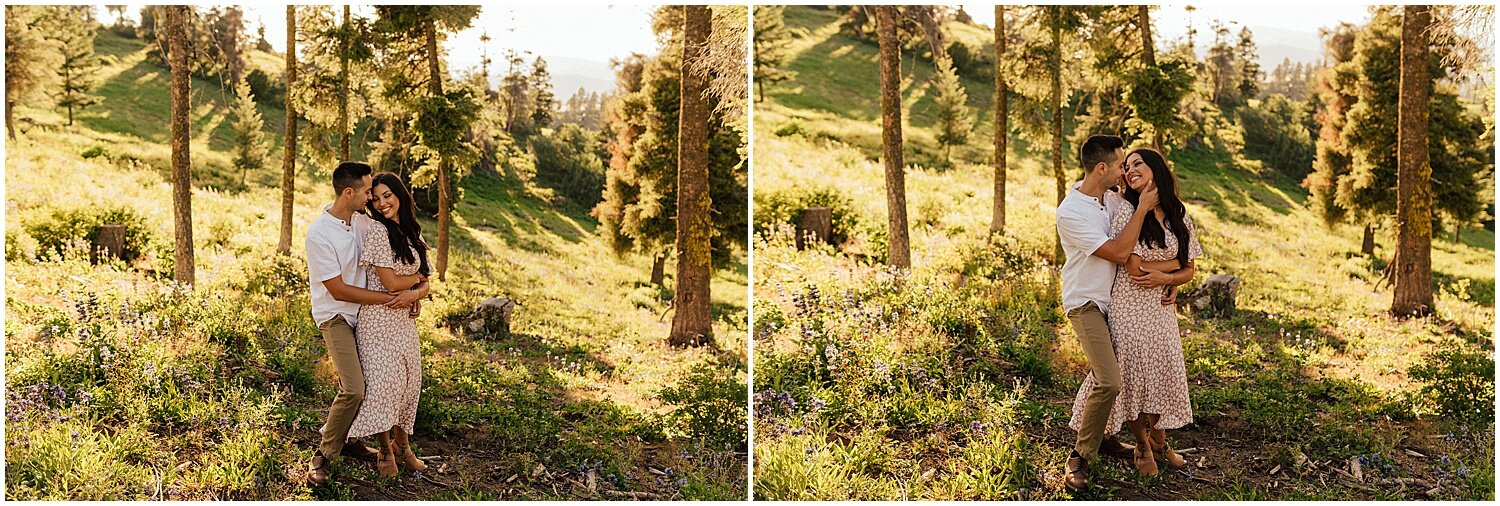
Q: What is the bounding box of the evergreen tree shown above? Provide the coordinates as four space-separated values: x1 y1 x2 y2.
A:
164 5 196 285
46 6 103 126
231 76 269 186
752 5 794 101
374 5 483 280
530 56 556 129
931 53 972 166
5 5 62 139
1236 27 1262 100
876 5 911 268
670 4 714 347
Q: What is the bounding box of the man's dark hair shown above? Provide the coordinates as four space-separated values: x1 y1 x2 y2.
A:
332 161 373 196
1079 135 1125 174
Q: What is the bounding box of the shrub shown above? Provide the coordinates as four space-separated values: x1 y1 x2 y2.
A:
753 187 862 247
244 69 284 107
1408 343 1495 424
23 205 155 262
774 119 808 137
658 359 748 452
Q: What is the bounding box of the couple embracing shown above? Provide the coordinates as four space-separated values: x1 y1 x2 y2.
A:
1058 135 1204 490
304 161 433 485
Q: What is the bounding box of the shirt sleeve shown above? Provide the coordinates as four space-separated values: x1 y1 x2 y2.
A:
361 221 397 270
1057 207 1109 257
1185 213 1204 261
306 234 341 284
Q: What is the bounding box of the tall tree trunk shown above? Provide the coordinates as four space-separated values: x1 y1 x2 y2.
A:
669 5 713 347
1391 5 1433 317
990 5 1007 236
277 6 297 255
425 18 451 281
339 4 350 161
876 6 911 269
1138 5 1165 154
1049 6 1066 264
1361 223 1375 255
165 5 195 285
6 100 15 140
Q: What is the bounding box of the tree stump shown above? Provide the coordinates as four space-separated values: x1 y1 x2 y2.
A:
1185 273 1240 317
796 207 833 250
464 297 518 339
93 224 127 263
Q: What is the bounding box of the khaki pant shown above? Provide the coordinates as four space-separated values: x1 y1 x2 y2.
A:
318 315 364 458
1068 301 1121 460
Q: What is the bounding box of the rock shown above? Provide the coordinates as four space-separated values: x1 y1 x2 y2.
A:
465 297 518 339
1185 273 1240 317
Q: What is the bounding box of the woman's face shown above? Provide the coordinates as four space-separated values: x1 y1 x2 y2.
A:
372 183 400 222
1124 153 1155 191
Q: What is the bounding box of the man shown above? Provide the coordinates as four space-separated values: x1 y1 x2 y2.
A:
304 161 428 485
1055 135 1177 491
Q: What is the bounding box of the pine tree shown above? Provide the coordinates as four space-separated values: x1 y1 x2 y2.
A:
164 5 196 285
530 56 556 129
669 4 714 347
1236 27 1262 100
5 6 62 139
231 76 269 186
374 5 483 281
47 6 103 126
752 5 794 101
876 6 911 268
931 53 972 166
277 6 297 255
1391 5 1433 316
991 5 1008 235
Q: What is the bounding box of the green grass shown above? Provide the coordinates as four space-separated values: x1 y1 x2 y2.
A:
6 28 747 500
752 6 1493 500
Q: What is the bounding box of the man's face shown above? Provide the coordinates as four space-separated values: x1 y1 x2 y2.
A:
1100 148 1126 186
341 175 374 208
356 175 374 206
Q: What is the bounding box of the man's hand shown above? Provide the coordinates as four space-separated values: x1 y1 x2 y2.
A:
1131 268 1173 288
1135 182 1160 213
386 288 423 309
1160 285 1178 306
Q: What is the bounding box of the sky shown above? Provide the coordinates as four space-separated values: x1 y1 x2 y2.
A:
95 4 663 74
960 4 1373 64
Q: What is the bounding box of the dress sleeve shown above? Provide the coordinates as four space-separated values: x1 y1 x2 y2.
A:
1184 213 1204 261
361 221 397 270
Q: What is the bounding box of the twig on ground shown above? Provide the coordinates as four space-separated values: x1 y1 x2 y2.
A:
602 490 662 500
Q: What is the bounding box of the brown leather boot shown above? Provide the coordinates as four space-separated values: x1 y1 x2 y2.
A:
1151 430 1187 469
376 443 399 478
398 442 427 472
1134 445 1159 477
341 440 379 463
1099 435 1136 459
307 452 331 486
1065 451 1090 491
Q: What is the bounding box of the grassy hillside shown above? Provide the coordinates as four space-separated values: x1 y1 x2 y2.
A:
5 30 747 500
752 6 1493 500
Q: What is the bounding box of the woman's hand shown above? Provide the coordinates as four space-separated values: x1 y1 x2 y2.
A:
1160 285 1178 306
1131 268 1173 288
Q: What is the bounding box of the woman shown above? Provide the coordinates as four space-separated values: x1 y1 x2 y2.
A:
1084 148 1202 476
347 172 430 478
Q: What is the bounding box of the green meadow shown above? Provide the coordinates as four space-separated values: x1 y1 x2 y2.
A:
5 30 747 500
752 6 1494 500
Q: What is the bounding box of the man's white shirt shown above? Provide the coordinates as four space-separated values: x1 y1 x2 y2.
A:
306 205 373 327
1056 181 1121 316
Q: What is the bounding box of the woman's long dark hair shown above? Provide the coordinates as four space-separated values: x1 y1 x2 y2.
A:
1122 148 1191 266
367 172 430 277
